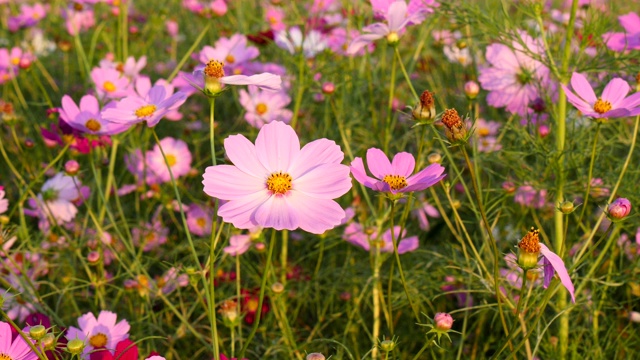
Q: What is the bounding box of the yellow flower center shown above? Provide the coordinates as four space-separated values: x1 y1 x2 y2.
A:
166 154 177 167
0 353 14 360
478 127 490 137
268 16 278 24
11 58 20 66
225 54 235 64
246 298 259 312
382 175 408 191
593 98 612 114
85 119 101 132
204 60 225 79
89 333 108 348
103 81 116 93
518 227 541 254
144 232 156 242
135 104 157 118
196 217 206 228
266 172 293 195
386 32 399 44
255 103 268 115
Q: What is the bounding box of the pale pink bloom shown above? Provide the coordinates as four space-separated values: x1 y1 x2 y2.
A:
64 6 95 36
91 67 131 99
101 85 187 127
37 173 83 224
347 1 424 55
199 34 259 75
166 19 179 38
60 94 128 135
202 121 352 234
210 0 228 16
412 198 439 231
514 184 547 209
0 321 38 360
66 311 130 358
604 12 640 52
0 187 8 214
327 28 370 56
224 235 252 256
124 149 159 186
239 85 292 128
146 137 193 183
1 274 37 323
471 118 502 152
158 267 189 295
133 76 185 120
478 32 553 116
351 148 446 194
186 204 213 236
561 72 640 118
275 27 327 58
265 6 286 31
133 220 169 252
343 223 418 254
443 45 472 66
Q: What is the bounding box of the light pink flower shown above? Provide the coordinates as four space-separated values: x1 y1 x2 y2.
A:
239 85 292 128
101 85 187 127
202 121 352 234
199 34 259 76
265 6 286 31
343 223 418 254
224 234 252 256
0 187 8 214
60 95 128 135
350 148 446 194
186 204 213 236
146 137 193 183
275 27 327 58
91 67 130 99
66 311 130 358
36 173 83 223
0 321 38 360
561 72 640 118
604 12 640 51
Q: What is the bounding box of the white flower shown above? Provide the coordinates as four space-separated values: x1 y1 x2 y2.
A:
37 173 82 223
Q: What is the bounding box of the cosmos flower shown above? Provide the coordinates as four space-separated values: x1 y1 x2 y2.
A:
186 204 213 236
0 321 38 360
238 85 292 128
561 72 640 119
101 85 187 127
275 27 327 58
36 173 84 224
603 12 640 52
192 60 282 95
343 223 419 254
202 121 352 234
66 311 130 359
199 34 259 75
145 137 192 183
0 186 8 214
59 95 128 135
91 67 130 99
350 148 446 194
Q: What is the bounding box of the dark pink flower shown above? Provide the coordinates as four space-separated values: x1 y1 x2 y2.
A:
561 72 640 118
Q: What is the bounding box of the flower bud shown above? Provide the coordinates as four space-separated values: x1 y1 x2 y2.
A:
464 81 479 99
379 339 396 352
502 181 516 194
434 312 454 331
67 339 85 355
386 32 399 45
42 333 56 350
441 108 468 144
412 90 436 123
65 160 80 175
321 82 335 95
607 198 631 220
517 228 541 270
559 201 575 214
538 125 550 138
24 138 35 148
29 325 47 340
87 251 100 265
271 282 285 294
306 353 326 360
219 299 240 327
254 242 266 252
427 153 442 164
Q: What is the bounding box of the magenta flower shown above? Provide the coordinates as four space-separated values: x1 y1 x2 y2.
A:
540 243 575 303
186 204 213 237
60 95 128 135
101 85 187 127
350 148 446 194
202 121 352 234
0 321 38 360
478 32 552 116
607 197 631 220
561 72 640 118
66 311 130 358
347 1 424 55
91 67 130 99
604 12 640 52
343 223 418 254
239 85 292 128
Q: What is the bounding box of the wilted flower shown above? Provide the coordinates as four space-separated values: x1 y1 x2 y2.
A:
440 108 468 144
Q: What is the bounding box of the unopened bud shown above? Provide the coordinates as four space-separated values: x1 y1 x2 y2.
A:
441 108 468 144
67 339 85 355
559 201 575 214
65 160 80 175
502 181 516 194
427 153 442 164
412 90 436 123
607 198 631 220
87 251 100 264
379 339 396 352
41 333 56 350
434 312 454 331
29 325 47 340
271 282 285 294
254 242 266 252
538 125 550 138
306 353 326 360
24 138 35 148
321 82 335 95
464 81 480 99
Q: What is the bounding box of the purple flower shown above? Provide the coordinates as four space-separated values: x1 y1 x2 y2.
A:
60 95 128 135
607 197 631 220
561 72 640 118
350 148 446 194
101 85 187 127
145 137 193 183
604 12 640 52
199 34 260 75
514 184 547 209
91 67 130 99
186 204 213 237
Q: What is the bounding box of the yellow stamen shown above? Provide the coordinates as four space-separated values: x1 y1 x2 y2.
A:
225 54 236 64
11 58 20 66
135 104 157 118
166 154 177 167
478 127 490 137
255 103 268 115
593 98 612 114
89 333 108 348
382 175 408 191
85 119 101 132
103 81 116 93
0 353 13 360
266 172 293 195
518 227 541 254
204 60 225 79
196 218 206 228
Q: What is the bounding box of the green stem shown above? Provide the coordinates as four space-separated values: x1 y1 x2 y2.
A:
577 123 601 226
209 98 217 166
239 230 277 358
371 243 381 360
389 201 420 321
290 52 306 129
0 308 48 360
394 47 419 101
384 51 397 153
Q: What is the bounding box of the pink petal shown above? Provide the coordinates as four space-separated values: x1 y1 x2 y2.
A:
391 152 416 177
562 84 593 114
540 243 575 303
404 163 446 192
602 78 630 108
224 134 269 178
362 23 390 36
202 165 265 200
618 92 640 110
366 148 392 179
289 138 344 178
386 0 408 31
253 195 299 230
347 33 384 55
294 163 351 199
254 121 300 173
350 157 379 190
286 192 346 234
221 73 282 91
79 94 99 113
60 95 80 122
570 72 597 104
619 12 640 34
97 310 118 328
397 236 419 254
217 190 271 229
0 322 11 351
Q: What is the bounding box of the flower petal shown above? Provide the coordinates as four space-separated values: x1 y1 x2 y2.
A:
294 163 351 199
224 134 270 178
350 157 380 190
286 192 346 234
217 190 271 229
570 72 597 104
386 0 408 31
366 148 392 179
540 243 575 303
404 163 446 192
221 73 282 91
253 194 299 231
602 78 630 107
202 165 265 200
391 152 416 177
254 121 300 173
289 138 345 179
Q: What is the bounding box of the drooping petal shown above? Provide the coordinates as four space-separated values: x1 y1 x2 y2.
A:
386 0 408 31
562 84 594 114
346 33 384 55
569 72 597 104
223 134 270 178
391 152 416 177
366 148 392 179
350 157 380 190
202 165 265 200
540 243 575 303
294 163 352 199
254 121 300 173
286 191 346 234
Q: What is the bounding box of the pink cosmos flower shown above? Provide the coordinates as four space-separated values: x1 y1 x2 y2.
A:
192 60 282 93
101 85 187 127
199 34 259 76
478 32 553 116
91 67 130 99
66 311 130 358
239 85 292 128
350 148 446 194
64 5 95 36
604 12 640 51
145 137 192 183
607 197 632 220
0 186 8 214
347 1 424 55
133 220 169 252
514 184 547 209
186 204 213 236
202 121 352 234
133 77 185 121
224 234 252 256
60 95 128 135
265 6 286 31
343 223 419 254
37 173 84 223
371 0 437 22
0 321 38 360
471 118 502 152
275 27 327 58
412 197 439 231
540 243 575 303
561 72 640 118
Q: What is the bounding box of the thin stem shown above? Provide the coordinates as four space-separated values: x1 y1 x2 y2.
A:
577 122 601 226
384 50 397 153
389 201 420 321
394 47 419 101
1 308 48 360
209 98 217 166
371 243 381 360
